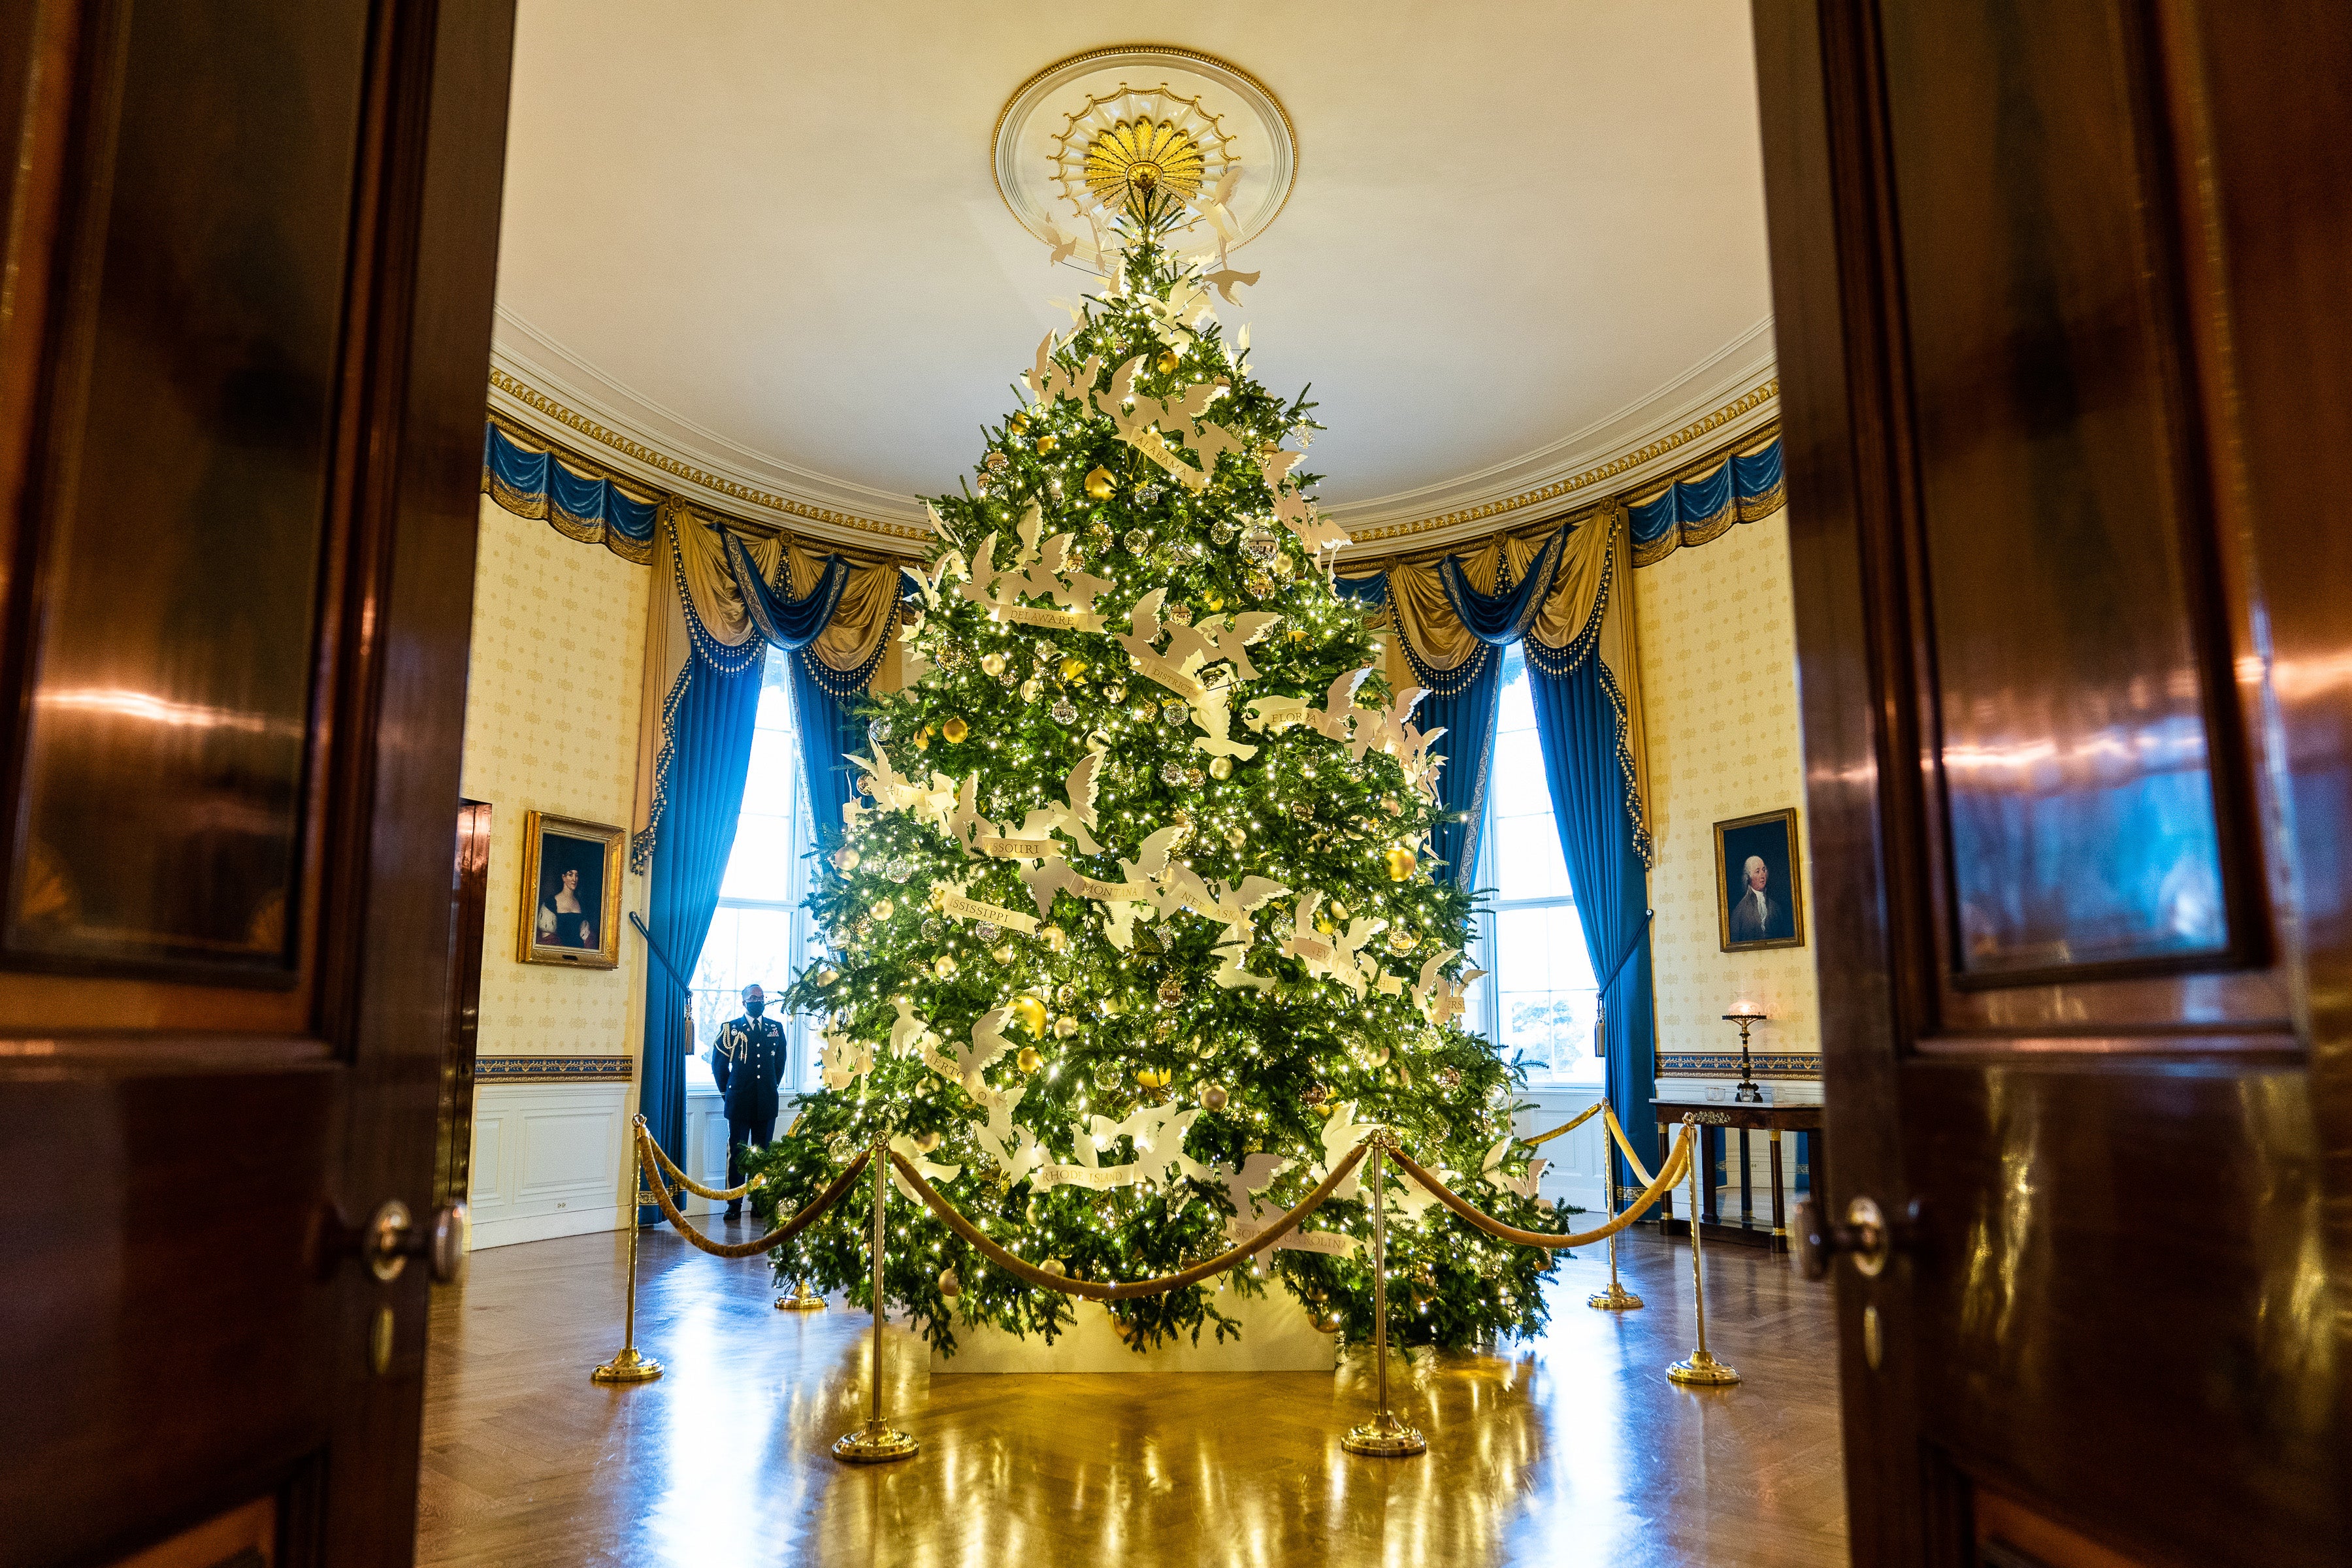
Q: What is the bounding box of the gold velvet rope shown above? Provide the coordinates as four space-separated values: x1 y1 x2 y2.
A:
1599 1103 1659 1189
1519 1098 1605 1147
1384 1125 1694 1250
635 1128 872 1260
890 1145 1370 1303
640 1124 755 1202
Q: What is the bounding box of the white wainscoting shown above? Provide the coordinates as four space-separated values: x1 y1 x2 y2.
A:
468 1079 634 1249
1514 1087 1609 1216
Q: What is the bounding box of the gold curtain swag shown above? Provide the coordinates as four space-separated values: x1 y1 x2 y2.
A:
1343 498 1652 855
630 498 907 866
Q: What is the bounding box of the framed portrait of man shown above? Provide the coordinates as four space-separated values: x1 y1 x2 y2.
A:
1714 807 1806 953
517 811 625 968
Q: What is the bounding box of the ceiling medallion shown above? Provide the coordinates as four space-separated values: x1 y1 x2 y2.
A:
1070 112 1217 228
995 46 1296 261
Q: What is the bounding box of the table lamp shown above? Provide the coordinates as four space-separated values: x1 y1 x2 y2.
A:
1722 998 1768 1103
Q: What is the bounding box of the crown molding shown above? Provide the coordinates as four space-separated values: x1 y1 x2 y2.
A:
489 311 934 548
487 307 1776 562
1330 316 1777 547
1335 377 1782 559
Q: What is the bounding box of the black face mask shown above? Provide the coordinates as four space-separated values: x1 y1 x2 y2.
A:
743 996 766 1018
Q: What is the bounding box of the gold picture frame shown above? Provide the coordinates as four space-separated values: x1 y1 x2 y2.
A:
1714 806 1806 953
516 811 625 969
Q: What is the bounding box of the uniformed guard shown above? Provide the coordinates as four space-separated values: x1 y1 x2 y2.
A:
710 982 787 1222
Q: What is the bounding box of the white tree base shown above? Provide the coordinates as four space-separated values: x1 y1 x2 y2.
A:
928 1284 1338 1373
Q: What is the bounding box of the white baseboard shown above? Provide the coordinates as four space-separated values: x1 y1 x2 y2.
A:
471 1201 634 1250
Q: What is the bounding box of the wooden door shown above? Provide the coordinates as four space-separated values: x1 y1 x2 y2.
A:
1753 3 2352 1564
0 3 513 1564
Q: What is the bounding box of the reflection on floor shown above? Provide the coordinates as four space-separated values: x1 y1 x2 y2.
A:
416 1222 1847 1567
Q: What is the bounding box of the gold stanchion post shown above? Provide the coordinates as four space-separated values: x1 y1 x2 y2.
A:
593 1120 663 1384
1667 1117 1739 1386
833 1135 919 1462
1588 1154 1644 1311
1343 1134 1426 1456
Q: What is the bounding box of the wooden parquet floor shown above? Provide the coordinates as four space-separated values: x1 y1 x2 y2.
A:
416 1222 1848 1567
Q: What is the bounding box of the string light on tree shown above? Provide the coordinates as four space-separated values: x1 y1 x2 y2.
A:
756 145 1555 1358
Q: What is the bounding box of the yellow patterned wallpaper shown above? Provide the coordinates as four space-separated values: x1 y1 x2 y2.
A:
1633 511 1820 1075
459 496 651 1060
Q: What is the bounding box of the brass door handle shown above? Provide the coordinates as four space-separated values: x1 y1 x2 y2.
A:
361 1199 470 1285
1794 1195 1895 1281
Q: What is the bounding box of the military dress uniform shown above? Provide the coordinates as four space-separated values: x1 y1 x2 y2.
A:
711 1012 787 1220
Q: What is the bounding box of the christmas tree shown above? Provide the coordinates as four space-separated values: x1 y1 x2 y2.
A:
757 176 1561 1356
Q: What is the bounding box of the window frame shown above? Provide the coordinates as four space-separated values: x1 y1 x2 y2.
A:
1470 644 1604 1088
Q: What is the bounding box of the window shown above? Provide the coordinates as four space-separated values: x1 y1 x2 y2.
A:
688 650 822 1090
1467 644 1603 1085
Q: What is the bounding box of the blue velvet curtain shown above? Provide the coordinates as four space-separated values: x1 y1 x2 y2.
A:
1625 434 1784 566
725 532 896 841
1347 517 1661 1177
1526 650 1660 1177
637 650 762 1222
482 419 659 562
636 529 868 1221
1332 571 1501 887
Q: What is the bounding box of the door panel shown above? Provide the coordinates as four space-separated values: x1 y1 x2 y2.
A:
5 0 368 981
1754 2 2349 1564
0 3 514 1564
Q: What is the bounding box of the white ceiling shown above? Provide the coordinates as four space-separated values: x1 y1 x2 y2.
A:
492 1 1778 542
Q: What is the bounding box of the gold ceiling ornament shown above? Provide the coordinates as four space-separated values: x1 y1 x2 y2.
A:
1051 84 1237 236
1081 116 1209 227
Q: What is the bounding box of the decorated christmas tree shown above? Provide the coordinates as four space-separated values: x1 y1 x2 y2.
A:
756 171 1561 1355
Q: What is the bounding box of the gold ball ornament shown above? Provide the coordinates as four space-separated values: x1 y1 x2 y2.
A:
1009 411 1030 432
933 954 958 979
1009 994 1049 1036
1201 1084 1229 1111
912 1128 941 1153
1053 1014 1079 1038
1083 465 1117 500
941 716 970 743
1016 1045 1043 1073
980 651 1005 676
938 1267 961 1298
813 966 839 988
832 847 861 872
1019 676 1043 702
1384 845 1419 881
871 899 894 921
991 943 1017 964
1156 350 1179 374
1036 434 1058 455
1041 924 1069 954
1207 755 1233 780
1328 900 1349 921
1042 1258 1068 1277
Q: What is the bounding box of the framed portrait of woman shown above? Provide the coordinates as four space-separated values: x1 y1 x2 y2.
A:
517 811 625 968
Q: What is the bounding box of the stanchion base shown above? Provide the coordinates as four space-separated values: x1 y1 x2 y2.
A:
590 1347 663 1384
1588 1281 1645 1311
776 1280 828 1312
1341 1412 1428 1458
832 1420 920 1463
1667 1349 1742 1386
